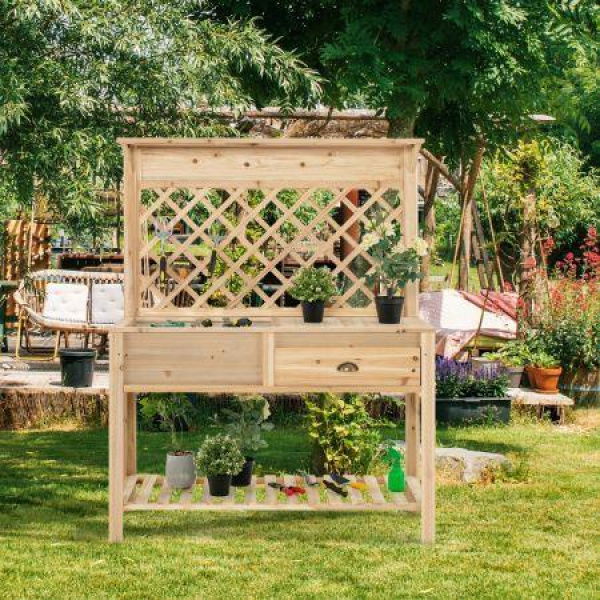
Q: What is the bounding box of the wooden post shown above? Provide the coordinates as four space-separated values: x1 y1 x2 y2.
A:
402 147 419 316
109 332 125 543
123 145 140 324
340 190 360 260
126 393 137 476
420 330 436 544
405 393 420 477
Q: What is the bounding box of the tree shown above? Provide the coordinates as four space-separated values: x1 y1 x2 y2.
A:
0 1 321 239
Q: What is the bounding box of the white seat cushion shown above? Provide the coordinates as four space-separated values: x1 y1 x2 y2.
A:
91 283 124 325
42 283 89 324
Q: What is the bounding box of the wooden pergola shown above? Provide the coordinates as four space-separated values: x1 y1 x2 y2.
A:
109 137 436 543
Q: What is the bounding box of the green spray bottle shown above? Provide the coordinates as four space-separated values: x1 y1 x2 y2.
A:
385 446 405 492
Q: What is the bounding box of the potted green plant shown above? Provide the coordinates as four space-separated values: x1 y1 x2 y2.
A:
526 350 562 394
289 266 338 323
139 393 196 489
215 395 274 487
485 340 530 388
196 434 245 497
362 219 427 324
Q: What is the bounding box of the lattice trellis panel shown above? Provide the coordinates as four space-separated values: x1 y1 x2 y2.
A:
137 185 403 312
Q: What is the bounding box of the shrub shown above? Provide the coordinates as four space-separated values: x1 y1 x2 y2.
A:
304 393 382 475
289 266 338 302
196 434 245 477
139 393 194 450
436 358 509 398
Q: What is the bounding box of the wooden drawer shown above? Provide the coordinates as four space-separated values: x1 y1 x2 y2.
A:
123 332 262 387
274 346 420 387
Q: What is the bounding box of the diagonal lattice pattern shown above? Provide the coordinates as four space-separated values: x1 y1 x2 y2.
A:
138 186 403 311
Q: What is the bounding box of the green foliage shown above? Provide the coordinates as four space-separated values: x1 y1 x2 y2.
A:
362 220 426 297
213 395 273 456
0 1 321 236
289 266 338 303
486 340 531 368
196 434 245 477
305 393 382 475
139 394 194 450
524 348 560 369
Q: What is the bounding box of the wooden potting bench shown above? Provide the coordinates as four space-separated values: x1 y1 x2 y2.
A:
109 137 436 543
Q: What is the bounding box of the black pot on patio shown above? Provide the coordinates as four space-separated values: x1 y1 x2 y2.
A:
375 296 404 324
301 300 325 323
59 348 96 388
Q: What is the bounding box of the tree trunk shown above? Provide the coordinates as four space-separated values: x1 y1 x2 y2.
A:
472 202 495 290
420 164 439 292
458 141 485 290
387 116 416 138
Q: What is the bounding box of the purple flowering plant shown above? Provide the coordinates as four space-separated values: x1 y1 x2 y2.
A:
436 358 509 398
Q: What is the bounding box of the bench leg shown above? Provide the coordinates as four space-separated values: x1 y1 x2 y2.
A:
421 331 436 544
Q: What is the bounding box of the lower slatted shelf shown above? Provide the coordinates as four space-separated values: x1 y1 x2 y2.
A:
124 474 419 512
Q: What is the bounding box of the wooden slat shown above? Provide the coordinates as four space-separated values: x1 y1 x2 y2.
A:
123 475 139 505
345 475 364 506
406 476 422 504
200 477 211 504
244 476 257 505
364 475 386 504
133 474 158 504
304 480 321 506
323 476 345 506
264 474 278 505
157 479 173 505
179 485 194 506
283 474 298 505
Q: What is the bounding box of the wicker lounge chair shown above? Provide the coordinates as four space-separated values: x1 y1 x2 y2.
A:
13 269 124 359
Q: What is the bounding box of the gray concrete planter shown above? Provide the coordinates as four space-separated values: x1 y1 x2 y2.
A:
436 397 511 425
165 452 196 489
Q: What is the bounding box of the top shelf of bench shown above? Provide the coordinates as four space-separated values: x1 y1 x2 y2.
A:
114 316 434 334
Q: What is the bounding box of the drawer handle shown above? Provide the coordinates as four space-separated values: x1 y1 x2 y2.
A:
337 361 359 373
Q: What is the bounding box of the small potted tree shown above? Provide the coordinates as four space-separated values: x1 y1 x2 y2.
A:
216 395 274 487
362 219 427 324
289 266 338 323
196 434 245 497
139 393 196 489
526 351 562 394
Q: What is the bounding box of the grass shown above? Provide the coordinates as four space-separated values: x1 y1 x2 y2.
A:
0 411 599 600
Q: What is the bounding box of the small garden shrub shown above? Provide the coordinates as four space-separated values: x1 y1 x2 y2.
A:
304 393 383 475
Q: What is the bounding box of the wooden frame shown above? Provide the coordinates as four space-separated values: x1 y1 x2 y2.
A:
109 138 436 544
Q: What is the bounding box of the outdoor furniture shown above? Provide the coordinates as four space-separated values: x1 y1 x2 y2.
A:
0 280 19 352
13 269 124 359
109 137 436 544
508 387 574 424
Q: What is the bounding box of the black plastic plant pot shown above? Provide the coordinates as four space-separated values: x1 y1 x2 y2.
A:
207 474 232 497
59 348 96 388
302 300 325 323
375 296 404 324
231 457 255 487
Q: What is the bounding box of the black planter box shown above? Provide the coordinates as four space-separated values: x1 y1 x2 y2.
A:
436 397 511 425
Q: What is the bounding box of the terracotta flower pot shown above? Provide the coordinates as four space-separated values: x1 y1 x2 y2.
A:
525 365 537 389
530 366 562 394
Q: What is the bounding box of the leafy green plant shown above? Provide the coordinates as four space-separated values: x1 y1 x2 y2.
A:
527 350 560 369
486 340 530 368
196 434 245 477
289 266 338 302
139 394 195 451
304 393 382 475
213 395 273 456
362 219 427 297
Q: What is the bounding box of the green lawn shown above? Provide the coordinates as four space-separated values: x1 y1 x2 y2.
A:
0 412 599 600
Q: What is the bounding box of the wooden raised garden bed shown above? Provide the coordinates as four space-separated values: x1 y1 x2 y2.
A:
109 138 435 543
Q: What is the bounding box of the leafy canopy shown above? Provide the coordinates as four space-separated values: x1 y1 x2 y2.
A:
0 0 321 234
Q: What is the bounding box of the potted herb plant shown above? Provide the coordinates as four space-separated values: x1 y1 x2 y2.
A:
485 340 530 388
196 434 245 497
215 395 274 487
362 219 427 324
435 358 511 424
289 266 338 323
526 351 562 394
139 393 196 489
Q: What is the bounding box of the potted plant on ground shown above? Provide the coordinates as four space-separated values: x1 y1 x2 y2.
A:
485 340 530 388
196 434 245 497
362 219 427 324
435 358 511 424
526 350 562 394
289 266 338 323
215 395 274 487
139 393 196 489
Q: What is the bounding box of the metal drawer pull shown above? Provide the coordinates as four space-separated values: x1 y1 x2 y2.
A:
337 361 359 373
